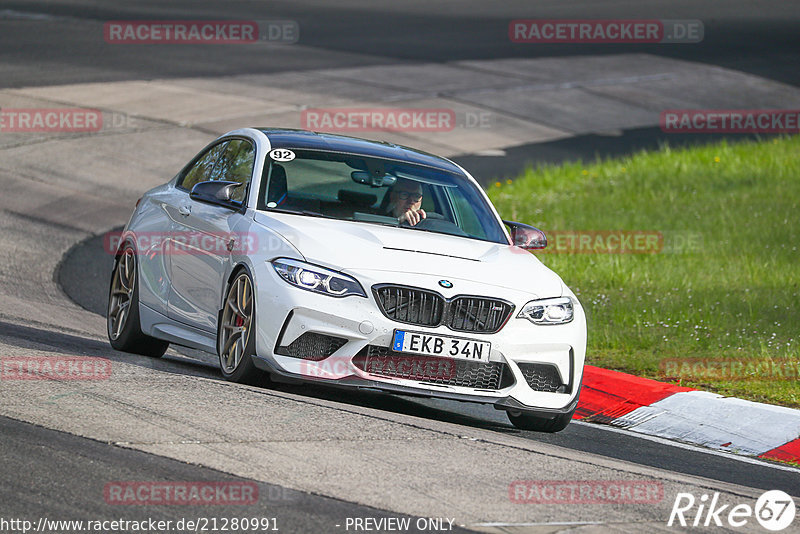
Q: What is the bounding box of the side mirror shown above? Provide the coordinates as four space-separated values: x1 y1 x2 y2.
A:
190 181 242 210
503 220 547 250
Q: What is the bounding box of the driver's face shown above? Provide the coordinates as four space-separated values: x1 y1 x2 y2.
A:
390 184 423 215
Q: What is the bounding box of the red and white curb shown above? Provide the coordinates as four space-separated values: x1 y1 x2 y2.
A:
576 366 800 464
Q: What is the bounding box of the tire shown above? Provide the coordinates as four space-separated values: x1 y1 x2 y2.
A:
506 407 576 432
107 247 169 357
217 269 263 385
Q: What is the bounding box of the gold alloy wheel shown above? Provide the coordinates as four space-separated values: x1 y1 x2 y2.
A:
108 248 135 340
219 272 253 374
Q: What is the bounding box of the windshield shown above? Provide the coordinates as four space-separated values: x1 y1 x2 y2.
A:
256 149 508 244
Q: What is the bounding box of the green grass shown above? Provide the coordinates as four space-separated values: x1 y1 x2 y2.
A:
487 136 800 407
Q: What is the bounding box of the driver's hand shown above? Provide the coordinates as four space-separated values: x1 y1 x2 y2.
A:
399 208 426 226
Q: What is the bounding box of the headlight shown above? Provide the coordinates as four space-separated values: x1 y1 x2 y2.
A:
271 258 366 298
518 297 574 325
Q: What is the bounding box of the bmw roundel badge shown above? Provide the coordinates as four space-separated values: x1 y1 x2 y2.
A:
438 280 453 288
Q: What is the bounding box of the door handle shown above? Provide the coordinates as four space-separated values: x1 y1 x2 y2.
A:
178 205 191 216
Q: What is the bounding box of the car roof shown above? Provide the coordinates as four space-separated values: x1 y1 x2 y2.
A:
257 128 464 175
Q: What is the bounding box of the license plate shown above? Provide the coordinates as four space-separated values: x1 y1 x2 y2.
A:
392 330 491 362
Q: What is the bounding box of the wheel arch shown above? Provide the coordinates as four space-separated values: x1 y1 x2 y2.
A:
111 232 139 264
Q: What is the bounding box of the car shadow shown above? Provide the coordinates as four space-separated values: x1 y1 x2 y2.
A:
0 319 219 379
262 378 516 433
0 318 515 433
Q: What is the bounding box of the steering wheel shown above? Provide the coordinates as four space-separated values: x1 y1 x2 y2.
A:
407 214 469 236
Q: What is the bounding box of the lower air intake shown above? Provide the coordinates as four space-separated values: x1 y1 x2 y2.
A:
275 332 348 361
516 362 566 393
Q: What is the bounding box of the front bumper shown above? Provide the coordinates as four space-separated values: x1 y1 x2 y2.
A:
251 264 587 413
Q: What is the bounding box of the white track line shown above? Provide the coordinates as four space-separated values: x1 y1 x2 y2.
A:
573 421 800 474
472 521 605 527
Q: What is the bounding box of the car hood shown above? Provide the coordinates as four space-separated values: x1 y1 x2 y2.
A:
254 211 564 297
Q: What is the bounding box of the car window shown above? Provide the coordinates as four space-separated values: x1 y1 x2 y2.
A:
261 156 437 212
179 142 228 191
257 149 507 244
209 139 256 202
449 187 489 239
280 157 351 198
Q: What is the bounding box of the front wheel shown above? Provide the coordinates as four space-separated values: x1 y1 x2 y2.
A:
218 270 263 385
107 247 169 357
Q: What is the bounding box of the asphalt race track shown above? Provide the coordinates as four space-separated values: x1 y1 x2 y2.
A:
1 1 799 533
2 1 799 87
58 232 800 496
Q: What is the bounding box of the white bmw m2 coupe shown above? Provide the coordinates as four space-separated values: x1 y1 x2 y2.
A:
107 128 586 431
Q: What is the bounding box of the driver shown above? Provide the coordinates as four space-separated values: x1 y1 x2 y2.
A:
385 178 426 226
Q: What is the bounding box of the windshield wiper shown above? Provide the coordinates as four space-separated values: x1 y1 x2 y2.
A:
265 207 335 219
354 219 401 229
